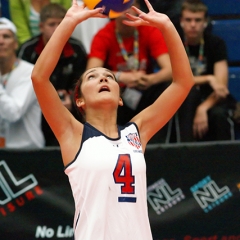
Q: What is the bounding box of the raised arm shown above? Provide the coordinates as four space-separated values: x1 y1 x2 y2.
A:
124 0 194 148
31 1 105 152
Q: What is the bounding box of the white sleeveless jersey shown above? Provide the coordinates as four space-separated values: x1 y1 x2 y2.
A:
65 122 152 240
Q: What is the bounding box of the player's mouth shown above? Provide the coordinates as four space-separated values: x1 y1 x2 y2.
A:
99 85 110 93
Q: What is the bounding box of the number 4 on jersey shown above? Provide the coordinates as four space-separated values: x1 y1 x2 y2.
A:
113 154 135 194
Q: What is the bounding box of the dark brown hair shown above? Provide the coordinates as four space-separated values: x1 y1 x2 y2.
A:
73 74 85 122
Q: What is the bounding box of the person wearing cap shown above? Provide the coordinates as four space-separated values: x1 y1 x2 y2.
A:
0 17 44 148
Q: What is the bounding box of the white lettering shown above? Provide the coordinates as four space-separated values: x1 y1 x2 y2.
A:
35 226 54 238
57 225 74 238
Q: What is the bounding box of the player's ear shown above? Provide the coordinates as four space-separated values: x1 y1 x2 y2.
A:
76 98 85 108
119 97 123 106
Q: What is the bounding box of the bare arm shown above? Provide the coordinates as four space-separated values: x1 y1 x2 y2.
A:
31 1 105 165
124 0 194 149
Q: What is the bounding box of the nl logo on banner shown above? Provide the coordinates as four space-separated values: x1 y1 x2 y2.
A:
147 178 185 215
190 175 232 213
0 160 42 216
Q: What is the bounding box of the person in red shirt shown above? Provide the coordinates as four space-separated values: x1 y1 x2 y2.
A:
87 0 172 143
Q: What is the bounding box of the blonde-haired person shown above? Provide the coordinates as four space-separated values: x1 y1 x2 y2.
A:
9 0 71 45
31 0 194 239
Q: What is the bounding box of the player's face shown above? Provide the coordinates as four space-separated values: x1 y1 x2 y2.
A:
181 10 207 40
78 68 123 111
0 29 18 60
40 18 63 43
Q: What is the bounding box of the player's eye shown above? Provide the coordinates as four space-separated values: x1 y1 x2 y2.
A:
88 75 95 80
107 74 114 79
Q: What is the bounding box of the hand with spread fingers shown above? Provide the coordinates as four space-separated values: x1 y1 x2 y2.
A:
123 0 170 29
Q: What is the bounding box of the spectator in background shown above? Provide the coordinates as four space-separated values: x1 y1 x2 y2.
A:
0 17 44 148
171 0 235 142
18 3 87 146
87 0 172 143
9 0 71 46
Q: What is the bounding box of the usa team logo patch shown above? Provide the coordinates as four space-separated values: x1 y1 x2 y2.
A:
126 133 141 149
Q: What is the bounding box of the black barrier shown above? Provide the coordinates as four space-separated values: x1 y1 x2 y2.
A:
146 141 240 240
0 148 74 240
0 142 240 240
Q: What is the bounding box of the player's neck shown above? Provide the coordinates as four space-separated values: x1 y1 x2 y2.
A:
86 113 119 138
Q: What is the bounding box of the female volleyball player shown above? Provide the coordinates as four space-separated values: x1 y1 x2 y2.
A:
31 0 194 239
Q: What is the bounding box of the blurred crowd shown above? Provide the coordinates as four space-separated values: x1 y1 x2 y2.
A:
0 0 238 148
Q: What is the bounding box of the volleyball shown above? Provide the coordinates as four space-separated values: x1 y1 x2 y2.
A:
83 0 134 18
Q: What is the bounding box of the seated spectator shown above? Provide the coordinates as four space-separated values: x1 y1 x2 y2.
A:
18 3 87 146
0 17 44 148
172 0 235 142
9 0 71 45
87 0 172 143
